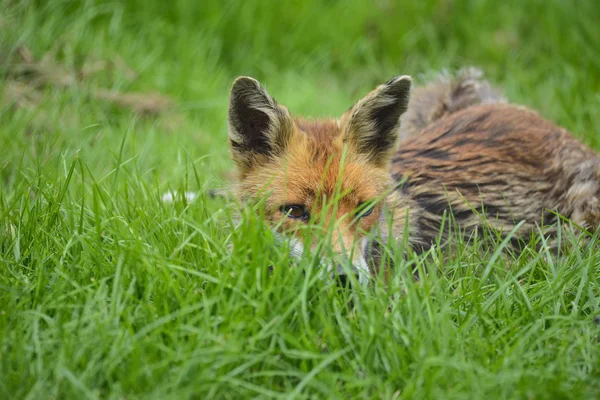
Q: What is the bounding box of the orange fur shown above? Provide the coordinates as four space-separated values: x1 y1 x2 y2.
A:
237 118 389 269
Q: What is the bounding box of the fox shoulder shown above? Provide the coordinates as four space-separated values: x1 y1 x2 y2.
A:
399 67 506 141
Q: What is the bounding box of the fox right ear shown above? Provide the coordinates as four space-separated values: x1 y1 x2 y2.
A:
343 75 412 166
228 77 293 171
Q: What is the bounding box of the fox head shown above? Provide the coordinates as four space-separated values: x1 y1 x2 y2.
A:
227 75 412 283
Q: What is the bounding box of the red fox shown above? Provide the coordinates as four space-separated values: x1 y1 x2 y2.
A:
226 71 600 283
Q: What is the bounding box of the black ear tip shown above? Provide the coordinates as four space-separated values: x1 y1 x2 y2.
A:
231 76 261 95
386 75 412 90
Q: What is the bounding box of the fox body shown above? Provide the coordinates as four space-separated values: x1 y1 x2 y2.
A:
227 72 600 282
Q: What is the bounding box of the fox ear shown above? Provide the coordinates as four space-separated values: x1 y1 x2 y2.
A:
228 77 293 171
344 75 412 165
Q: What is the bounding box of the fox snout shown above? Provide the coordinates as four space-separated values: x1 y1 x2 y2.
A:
331 262 368 286
334 265 361 288
326 228 372 284
276 220 373 284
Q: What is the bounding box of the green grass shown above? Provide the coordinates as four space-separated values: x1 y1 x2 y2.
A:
2 0 600 398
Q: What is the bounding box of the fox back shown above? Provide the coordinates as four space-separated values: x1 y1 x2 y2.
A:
388 104 600 255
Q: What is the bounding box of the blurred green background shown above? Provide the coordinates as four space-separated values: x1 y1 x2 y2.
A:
2 0 599 188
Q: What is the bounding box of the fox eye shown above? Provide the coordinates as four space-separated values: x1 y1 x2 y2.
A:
356 202 375 218
280 204 310 221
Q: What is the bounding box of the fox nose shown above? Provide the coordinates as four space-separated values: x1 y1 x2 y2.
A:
337 273 351 288
335 264 359 288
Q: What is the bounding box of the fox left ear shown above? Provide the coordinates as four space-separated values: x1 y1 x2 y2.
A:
228 77 294 173
343 75 412 166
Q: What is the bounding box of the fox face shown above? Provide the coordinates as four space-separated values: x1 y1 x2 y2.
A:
227 76 412 282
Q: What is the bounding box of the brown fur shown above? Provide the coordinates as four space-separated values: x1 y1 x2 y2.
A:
399 67 506 141
387 104 600 255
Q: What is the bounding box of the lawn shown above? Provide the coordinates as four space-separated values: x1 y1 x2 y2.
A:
1 0 600 398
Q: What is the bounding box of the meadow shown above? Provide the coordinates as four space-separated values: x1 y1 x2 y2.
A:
1 0 600 398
